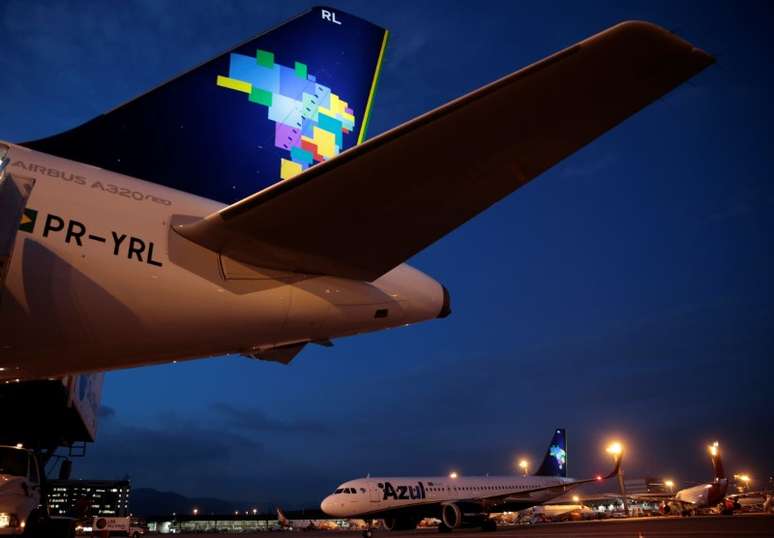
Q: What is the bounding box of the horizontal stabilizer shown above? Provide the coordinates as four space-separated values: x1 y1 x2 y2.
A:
177 21 714 281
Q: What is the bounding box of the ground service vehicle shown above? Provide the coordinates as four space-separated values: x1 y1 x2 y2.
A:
0 445 75 537
0 374 103 537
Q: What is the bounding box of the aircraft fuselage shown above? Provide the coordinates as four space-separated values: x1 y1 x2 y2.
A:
321 476 579 519
0 144 446 380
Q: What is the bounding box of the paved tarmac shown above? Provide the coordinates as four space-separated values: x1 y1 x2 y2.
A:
169 513 774 537
441 514 774 537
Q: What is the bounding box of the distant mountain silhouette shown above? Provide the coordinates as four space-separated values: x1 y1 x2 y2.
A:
130 488 249 517
130 488 325 519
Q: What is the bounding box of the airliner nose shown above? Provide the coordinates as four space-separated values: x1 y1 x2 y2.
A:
320 495 337 516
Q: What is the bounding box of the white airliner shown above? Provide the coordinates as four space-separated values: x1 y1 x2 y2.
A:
632 441 730 515
0 7 713 381
320 429 619 532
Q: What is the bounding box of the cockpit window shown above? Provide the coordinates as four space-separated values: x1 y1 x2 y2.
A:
335 488 343 494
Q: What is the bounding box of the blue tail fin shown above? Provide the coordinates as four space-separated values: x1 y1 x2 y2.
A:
535 428 567 478
22 6 388 204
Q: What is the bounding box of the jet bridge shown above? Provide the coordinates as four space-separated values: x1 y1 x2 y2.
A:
0 142 35 298
1 145 104 465
0 374 104 455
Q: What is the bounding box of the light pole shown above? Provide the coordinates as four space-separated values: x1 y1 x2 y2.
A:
518 459 529 477
734 474 751 492
606 442 628 516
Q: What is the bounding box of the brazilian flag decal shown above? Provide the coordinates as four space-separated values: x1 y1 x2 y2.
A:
19 208 37 233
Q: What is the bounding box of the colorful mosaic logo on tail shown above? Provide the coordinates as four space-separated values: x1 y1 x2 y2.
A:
216 50 355 181
549 444 566 470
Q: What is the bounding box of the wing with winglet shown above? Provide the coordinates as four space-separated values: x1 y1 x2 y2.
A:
176 20 713 281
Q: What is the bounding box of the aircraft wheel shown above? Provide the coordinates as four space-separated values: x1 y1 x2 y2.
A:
438 522 453 533
22 510 46 537
481 519 497 532
42 517 75 538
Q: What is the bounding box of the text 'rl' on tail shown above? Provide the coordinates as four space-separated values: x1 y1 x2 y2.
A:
535 428 567 478
22 6 389 205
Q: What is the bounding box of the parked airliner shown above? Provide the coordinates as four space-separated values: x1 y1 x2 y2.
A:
321 429 619 532
0 7 713 381
632 442 730 515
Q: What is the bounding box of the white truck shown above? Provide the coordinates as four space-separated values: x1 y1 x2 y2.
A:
0 372 104 537
0 445 75 537
0 445 43 535
90 516 145 537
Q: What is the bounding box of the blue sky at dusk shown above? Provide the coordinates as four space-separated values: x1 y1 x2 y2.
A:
2 0 772 507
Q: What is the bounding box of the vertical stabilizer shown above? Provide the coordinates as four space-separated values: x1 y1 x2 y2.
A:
535 428 567 478
23 7 388 204
276 507 290 527
709 441 725 481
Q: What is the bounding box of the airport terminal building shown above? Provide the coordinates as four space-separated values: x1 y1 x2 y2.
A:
47 479 131 517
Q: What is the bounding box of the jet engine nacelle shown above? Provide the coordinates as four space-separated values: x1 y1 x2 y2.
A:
441 502 489 529
382 515 419 531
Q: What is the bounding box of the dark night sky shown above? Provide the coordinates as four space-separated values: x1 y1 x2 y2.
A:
2 0 773 508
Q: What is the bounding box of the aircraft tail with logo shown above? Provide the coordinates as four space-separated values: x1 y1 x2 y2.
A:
22 6 389 205
535 428 568 478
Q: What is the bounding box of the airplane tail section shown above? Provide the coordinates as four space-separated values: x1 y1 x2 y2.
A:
535 428 568 478
175 21 713 281
22 7 388 205
709 442 726 481
276 507 290 528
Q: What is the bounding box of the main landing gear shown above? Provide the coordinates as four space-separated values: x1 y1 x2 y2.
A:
481 519 497 532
